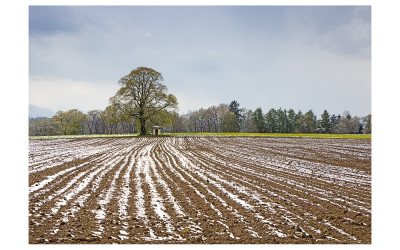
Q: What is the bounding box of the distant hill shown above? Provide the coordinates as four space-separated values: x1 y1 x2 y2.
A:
29 105 56 119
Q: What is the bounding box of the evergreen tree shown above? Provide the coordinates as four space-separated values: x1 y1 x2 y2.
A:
253 108 266 133
294 111 304 133
319 110 331 133
303 110 316 133
277 108 288 133
265 108 277 133
287 109 296 133
330 114 341 131
228 100 244 128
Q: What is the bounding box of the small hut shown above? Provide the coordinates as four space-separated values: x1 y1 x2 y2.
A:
152 126 161 135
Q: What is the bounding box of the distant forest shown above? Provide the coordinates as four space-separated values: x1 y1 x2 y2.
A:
29 100 371 136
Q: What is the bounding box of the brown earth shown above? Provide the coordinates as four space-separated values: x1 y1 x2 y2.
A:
28 136 371 244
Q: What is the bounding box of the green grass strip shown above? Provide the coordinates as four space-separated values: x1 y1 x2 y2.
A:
29 132 371 140
29 133 139 140
165 132 371 139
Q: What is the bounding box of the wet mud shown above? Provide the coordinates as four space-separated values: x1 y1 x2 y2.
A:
29 137 371 244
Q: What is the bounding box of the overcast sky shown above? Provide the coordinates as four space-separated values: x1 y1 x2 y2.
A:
29 5 371 117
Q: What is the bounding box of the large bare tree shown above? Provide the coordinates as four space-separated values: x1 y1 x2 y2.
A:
110 67 178 135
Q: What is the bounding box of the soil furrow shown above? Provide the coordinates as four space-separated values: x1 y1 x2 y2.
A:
29 136 371 244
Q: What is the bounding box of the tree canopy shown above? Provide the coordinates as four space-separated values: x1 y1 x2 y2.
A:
52 109 86 135
110 67 178 135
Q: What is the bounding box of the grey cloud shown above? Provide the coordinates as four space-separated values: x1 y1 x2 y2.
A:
282 6 371 59
29 6 371 117
29 6 82 36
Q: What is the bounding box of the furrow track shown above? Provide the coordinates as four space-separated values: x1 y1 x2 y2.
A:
29 136 371 244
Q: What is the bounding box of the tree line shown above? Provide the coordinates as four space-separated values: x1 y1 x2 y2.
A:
30 107 145 136
29 67 371 136
164 101 371 134
29 101 371 136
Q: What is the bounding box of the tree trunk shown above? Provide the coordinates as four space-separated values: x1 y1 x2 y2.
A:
140 118 146 135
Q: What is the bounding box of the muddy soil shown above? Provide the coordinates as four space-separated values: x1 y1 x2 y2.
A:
29 137 371 244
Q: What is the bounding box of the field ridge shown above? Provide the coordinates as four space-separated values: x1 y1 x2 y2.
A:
29 136 371 244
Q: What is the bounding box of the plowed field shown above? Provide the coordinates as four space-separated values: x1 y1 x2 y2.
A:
29 136 371 244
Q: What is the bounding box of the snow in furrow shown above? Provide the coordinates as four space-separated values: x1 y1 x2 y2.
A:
160 142 255 238
153 143 211 238
167 141 288 239
29 147 124 220
29 161 91 194
164 143 224 218
91 147 136 238
221 144 370 188
32 165 91 215
212 138 367 236
145 159 176 239
180 138 364 239
29 137 370 243
322 219 360 243
116 150 137 239
36 144 132 228
202 148 364 235
151 149 186 217
194 142 370 215
29 139 111 173
175 146 288 238
134 141 185 241
134 143 152 220
50 162 108 216
50 142 140 237
132 143 161 241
